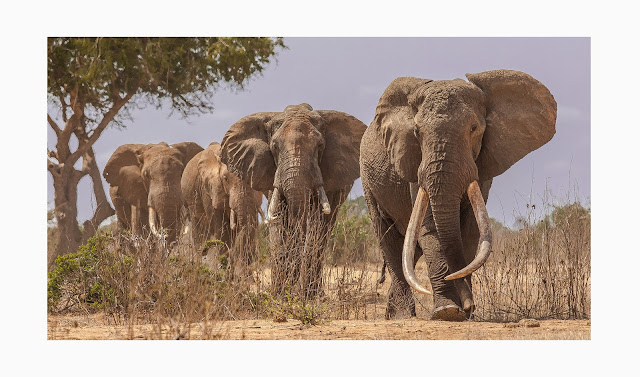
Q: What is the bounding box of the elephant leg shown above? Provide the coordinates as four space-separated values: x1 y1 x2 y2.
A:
209 208 228 257
269 220 291 298
130 204 143 237
416 204 469 321
364 191 416 319
115 201 131 231
192 212 209 252
303 212 331 300
418 231 467 321
301 190 349 300
109 187 131 231
454 180 492 318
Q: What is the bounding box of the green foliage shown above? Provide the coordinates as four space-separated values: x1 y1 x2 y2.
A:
548 202 590 228
47 232 241 318
261 289 326 325
202 239 225 254
328 196 377 264
47 37 286 123
47 233 127 311
256 222 271 264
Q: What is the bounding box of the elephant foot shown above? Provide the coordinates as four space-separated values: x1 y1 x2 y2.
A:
385 300 417 320
431 304 466 322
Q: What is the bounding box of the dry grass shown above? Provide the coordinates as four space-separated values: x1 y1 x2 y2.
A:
47 191 590 339
473 194 591 321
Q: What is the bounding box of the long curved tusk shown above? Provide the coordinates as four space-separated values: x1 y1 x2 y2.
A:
257 207 267 225
230 209 236 231
445 180 493 280
267 187 280 222
318 186 331 215
409 182 419 206
402 186 432 295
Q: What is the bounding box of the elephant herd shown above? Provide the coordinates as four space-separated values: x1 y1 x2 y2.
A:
103 69 557 321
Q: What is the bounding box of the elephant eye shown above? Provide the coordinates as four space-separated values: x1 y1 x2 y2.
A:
471 124 478 132
413 127 419 138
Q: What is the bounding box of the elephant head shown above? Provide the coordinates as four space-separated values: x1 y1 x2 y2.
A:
195 142 264 246
220 104 366 221
104 141 204 244
373 70 556 296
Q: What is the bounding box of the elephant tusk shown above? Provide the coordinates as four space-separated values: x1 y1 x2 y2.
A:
445 180 493 280
409 182 419 206
257 207 268 225
267 187 280 222
402 186 432 295
149 207 161 237
230 209 236 231
318 186 331 215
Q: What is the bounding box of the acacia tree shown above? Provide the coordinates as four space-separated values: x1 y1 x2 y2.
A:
47 37 285 257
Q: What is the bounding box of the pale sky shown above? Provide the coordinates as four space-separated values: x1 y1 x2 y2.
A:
47 37 590 228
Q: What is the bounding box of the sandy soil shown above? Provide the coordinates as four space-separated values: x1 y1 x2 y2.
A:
47 313 590 340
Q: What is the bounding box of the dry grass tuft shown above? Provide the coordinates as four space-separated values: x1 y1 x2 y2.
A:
47 190 589 338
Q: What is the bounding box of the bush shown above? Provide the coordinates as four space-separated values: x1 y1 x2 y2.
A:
47 233 128 312
473 200 591 321
328 196 378 265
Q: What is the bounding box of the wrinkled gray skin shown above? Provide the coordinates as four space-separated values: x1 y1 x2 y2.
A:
181 142 264 255
104 142 203 245
360 70 556 321
221 104 366 299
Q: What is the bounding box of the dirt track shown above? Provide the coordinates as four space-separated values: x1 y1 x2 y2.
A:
47 314 590 340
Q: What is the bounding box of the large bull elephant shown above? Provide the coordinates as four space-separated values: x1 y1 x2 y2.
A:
103 142 203 245
220 104 366 299
360 70 557 321
181 142 265 256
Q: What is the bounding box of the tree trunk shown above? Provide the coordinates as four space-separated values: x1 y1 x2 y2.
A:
50 164 83 264
48 89 133 263
80 148 115 242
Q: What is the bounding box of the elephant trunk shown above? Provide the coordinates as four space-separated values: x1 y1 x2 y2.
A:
148 189 183 244
274 152 328 218
230 209 236 231
402 154 493 302
445 181 492 280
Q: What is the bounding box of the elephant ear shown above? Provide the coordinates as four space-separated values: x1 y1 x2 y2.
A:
466 70 557 182
103 144 145 186
373 77 432 182
199 142 225 180
220 112 279 192
171 142 204 165
316 111 367 192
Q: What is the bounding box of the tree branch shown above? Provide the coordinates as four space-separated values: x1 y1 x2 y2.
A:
56 86 82 163
81 148 115 240
59 93 68 123
47 158 60 176
72 165 89 185
47 114 62 136
70 89 137 162
48 149 59 163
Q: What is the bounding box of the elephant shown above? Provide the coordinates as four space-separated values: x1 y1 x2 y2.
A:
181 142 265 257
103 141 204 245
360 69 557 321
220 103 367 299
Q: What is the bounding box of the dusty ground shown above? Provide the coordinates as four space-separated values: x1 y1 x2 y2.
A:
47 260 590 340
47 313 590 340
